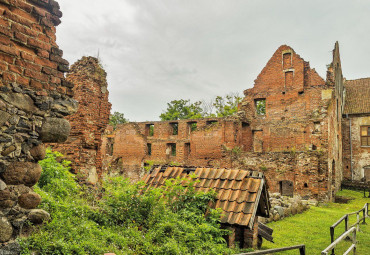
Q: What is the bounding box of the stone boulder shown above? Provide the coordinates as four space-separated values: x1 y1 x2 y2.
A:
0 162 42 187
29 144 46 161
0 217 13 242
28 209 50 224
40 118 71 143
18 192 41 209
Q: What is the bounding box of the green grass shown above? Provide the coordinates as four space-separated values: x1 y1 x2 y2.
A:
262 189 370 254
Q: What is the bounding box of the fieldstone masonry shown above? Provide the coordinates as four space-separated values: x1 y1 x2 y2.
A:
0 0 76 251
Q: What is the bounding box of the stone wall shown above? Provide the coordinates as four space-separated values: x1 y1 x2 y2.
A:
230 151 329 199
0 0 76 250
51 57 111 185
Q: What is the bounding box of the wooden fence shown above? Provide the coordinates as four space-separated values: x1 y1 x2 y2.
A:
235 244 306 255
323 203 369 255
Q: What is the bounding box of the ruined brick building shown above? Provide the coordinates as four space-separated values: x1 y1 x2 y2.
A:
50 56 111 185
0 0 77 251
102 42 369 201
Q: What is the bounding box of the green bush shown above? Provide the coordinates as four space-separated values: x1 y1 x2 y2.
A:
20 149 232 255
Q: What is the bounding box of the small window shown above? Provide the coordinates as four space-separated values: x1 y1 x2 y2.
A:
255 99 266 115
187 121 197 133
107 138 114 156
185 143 191 158
283 52 292 69
170 122 178 135
166 143 176 156
146 124 154 136
206 120 218 126
361 126 370 147
147 143 152 155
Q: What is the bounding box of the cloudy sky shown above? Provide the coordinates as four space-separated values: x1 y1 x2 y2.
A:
56 0 370 121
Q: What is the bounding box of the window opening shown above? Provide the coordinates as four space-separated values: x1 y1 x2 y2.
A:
360 126 370 147
283 52 292 69
206 120 218 126
187 121 197 133
170 122 178 135
146 124 154 136
147 143 152 155
255 99 266 115
279 180 294 197
166 143 176 156
185 143 191 158
107 138 114 156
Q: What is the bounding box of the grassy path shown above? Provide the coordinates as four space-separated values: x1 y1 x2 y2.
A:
261 190 370 254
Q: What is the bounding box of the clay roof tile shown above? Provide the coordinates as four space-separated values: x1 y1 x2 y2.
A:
220 170 231 180
200 168 210 179
235 170 248 181
214 169 225 179
228 169 239 180
207 168 218 179
163 167 173 177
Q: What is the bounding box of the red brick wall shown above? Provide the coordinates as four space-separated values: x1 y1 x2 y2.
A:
101 118 244 180
241 45 329 153
51 57 111 184
238 45 340 200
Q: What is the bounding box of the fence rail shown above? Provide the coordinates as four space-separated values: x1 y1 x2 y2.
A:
322 227 357 255
325 203 369 255
235 244 305 255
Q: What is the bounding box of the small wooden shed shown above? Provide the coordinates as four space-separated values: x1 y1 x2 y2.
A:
143 166 272 248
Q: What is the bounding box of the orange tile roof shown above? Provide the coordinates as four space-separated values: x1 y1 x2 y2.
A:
344 78 370 115
143 166 269 229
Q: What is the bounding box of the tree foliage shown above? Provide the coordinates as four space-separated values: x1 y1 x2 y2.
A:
255 99 266 115
159 99 203 121
109 111 128 129
20 150 236 255
160 93 242 120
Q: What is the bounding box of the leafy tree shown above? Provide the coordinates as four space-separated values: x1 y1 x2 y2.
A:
212 93 242 117
160 99 203 121
109 111 128 129
160 93 242 120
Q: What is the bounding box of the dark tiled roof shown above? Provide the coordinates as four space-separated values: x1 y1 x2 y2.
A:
344 78 370 115
143 167 269 229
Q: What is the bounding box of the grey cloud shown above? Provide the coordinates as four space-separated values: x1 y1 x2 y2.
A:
57 0 370 121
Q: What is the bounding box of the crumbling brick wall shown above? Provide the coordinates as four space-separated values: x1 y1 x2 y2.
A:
237 45 342 200
51 57 111 185
101 118 245 181
230 151 328 199
0 0 76 251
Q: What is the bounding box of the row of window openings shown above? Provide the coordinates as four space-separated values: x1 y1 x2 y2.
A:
145 121 218 136
147 143 191 157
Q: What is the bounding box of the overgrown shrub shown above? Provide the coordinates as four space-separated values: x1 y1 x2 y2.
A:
20 149 232 255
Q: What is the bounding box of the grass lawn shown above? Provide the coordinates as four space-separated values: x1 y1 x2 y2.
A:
261 189 370 254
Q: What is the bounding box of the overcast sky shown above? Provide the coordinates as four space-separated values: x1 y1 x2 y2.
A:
56 0 370 121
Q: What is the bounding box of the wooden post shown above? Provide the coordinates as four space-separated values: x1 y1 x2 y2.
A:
356 213 360 232
353 229 357 255
330 227 335 255
362 208 366 224
345 215 349 232
299 245 306 255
